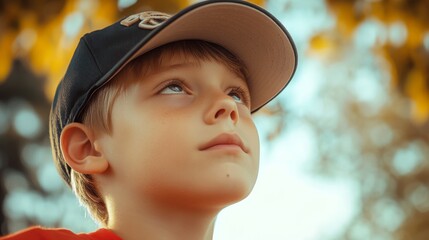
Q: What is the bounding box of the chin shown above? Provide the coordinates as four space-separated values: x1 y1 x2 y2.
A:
142 163 259 210
212 162 258 206
199 172 258 209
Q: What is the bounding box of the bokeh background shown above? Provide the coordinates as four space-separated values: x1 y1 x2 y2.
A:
1 0 429 239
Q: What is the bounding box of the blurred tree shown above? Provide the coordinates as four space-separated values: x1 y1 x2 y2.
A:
302 0 429 239
0 59 51 235
323 0 429 124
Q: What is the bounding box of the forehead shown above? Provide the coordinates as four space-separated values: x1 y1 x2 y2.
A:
157 53 247 83
121 40 249 84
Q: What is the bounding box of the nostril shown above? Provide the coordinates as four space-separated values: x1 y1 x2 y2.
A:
230 111 238 121
215 109 225 118
214 108 238 123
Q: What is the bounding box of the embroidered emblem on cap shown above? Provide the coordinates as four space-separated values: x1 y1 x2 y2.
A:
120 11 171 29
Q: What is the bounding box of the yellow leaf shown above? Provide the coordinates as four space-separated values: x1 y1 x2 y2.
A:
246 0 265 7
308 33 338 58
326 1 361 38
403 17 424 49
124 0 190 13
405 68 429 124
0 31 16 81
310 34 332 51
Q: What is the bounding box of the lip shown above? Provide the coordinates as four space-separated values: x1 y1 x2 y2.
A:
199 133 249 153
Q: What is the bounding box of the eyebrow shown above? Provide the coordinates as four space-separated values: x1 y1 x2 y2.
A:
133 62 199 84
148 61 248 87
156 61 201 72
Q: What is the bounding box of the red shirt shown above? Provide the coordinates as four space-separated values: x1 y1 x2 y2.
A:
0 227 122 240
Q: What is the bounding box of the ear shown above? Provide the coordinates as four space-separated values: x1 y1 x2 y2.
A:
60 123 109 174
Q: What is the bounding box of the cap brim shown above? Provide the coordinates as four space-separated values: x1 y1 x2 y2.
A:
115 1 297 112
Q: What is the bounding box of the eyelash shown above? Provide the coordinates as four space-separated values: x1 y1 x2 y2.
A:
228 86 251 106
158 79 251 106
158 79 188 94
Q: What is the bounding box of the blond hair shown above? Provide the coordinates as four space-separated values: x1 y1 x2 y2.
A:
70 40 248 225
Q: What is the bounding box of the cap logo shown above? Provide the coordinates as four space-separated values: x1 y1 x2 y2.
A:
120 11 171 29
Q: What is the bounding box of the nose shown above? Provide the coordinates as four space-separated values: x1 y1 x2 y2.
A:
204 93 239 125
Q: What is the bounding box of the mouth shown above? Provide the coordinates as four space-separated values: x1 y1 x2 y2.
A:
199 133 249 153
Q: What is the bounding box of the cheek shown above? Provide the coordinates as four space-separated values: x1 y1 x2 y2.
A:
250 125 260 174
111 110 192 174
242 116 260 157
239 116 260 176
246 122 260 193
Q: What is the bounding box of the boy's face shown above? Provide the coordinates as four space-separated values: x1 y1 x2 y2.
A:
96 55 260 209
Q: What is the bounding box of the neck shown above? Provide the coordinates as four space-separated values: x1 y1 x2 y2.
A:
106 196 219 240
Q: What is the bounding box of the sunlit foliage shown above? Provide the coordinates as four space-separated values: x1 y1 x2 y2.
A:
318 0 429 124
304 1 429 239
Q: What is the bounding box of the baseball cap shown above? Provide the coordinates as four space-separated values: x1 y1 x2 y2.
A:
50 0 298 185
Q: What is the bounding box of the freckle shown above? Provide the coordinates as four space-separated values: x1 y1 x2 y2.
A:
226 174 230 178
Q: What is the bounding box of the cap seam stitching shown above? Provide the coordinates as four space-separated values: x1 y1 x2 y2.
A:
66 37 103 125
83 37 103 75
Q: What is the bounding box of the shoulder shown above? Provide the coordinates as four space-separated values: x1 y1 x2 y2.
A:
0 226 118 240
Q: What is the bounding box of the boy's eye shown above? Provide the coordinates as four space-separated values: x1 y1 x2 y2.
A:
229 91 243 102
228 87 250 107
160 82 185 95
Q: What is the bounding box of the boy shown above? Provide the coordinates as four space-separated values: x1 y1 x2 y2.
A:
2 0 297 239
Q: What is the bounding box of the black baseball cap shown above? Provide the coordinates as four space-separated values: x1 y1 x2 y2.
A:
50 0 298 186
